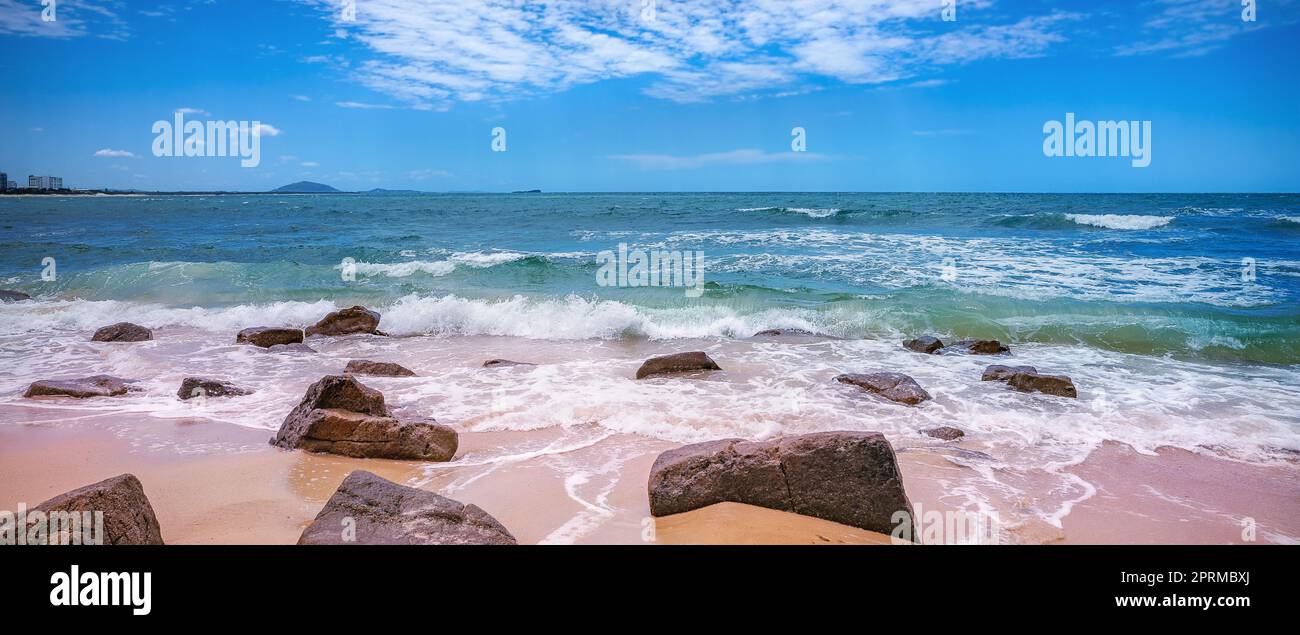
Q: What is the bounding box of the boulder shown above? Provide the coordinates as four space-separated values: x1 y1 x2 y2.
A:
177 377 251 400
236 326 304 348
345 360 416 377
902 336 944 354
647 431 914 537
24 375 136 399
923 426 965 441
753 328 815 337
32 474 164 545
835 372 932 406
0 289 31 302
635 351 721 379
305 306 382 337
981 365 1038 382
1008 371 1078 398
945 339 1010 355
91 322 153 342
272 375 457 461
298 470 516 545
482 359 536 368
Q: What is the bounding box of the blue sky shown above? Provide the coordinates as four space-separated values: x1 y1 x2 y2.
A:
1 0 1297 192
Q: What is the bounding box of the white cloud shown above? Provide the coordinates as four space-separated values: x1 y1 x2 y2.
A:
302 161 320 168
293 0 1076 107
1114 0 1288 58
0 0 128 39
94 148 138 158
336 101 396 109
252 123 282 137
175 107 210 116
293 95 312 102
609 148 827 170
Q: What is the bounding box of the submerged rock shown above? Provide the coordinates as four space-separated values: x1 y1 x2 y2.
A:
272 375 457 461
236 326 304 348
835 372 932 406
0 289 31 302
24 375 136 399
267 343 317 354
177 377 252 400
1008 371 1078 398
298 470 516 545
944 339 1010 355
482 359 536 368
33 474 164 545
635 351 722 379
647 431 914 537
753 328 816 337
902 336 944 354
305 306 382 337
344 360 416 377
91 322 153 342
981 364 1038 381
922 426 966 441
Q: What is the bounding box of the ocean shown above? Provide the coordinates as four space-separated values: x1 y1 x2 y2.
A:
2 192 1298 542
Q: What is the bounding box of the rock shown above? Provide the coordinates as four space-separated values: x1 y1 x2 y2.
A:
236 326 304 348
267 343 317 354
647 431 914 537
91 322 153 342
981 365 1038 381
923 426 965 441
945 339 1010 355
345 360 416 377
835 372 932 406
902 336 944 354
753 328 815 337
1008 371 1078 398
0 289 31 302
33 474 164 545
482 359 536 368
635 351 722 379
177 377 252 400
272 375 457 461
298 470 516 545
305 305 382 337
24 375 136 399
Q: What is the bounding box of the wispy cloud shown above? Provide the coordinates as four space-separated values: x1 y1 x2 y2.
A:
252 123 282 137
336 101 396 109
1115 0 1292 57
93 148 138 158
609 149 827 170
0 0 129 40
294 0 1077 107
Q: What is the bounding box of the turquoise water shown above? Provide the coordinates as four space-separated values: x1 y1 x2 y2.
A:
1 192 1298 363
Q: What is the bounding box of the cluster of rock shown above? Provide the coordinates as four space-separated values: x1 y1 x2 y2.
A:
982 364 1077 397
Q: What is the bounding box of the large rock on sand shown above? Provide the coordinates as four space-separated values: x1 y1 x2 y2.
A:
91 322 153 342
835 372 932 406
24 375 136 399
236 326 304 348
298 470 516 545
177 377 251 400
1008 371 1078 398
32 474 164 545
981 364 1038 381
902 336 944 354
344 360 416 377
647 431 914 537
635 351 721 379
271 375 457 461
305 306 382 337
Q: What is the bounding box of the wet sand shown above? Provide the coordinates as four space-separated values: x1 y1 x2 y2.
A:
2 407 1295 544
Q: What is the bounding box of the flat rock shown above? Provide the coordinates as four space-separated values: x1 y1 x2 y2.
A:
305 305 382 337
290 409 457 461
482 359 537 368
835 372 932 406
345 360 416 377
635 351 721 379
0 289 31 302
236 326 304 348
647 431 915 538
1008 371 1078 398
944 339 1010 355
24 375 136 399
272 375 388 449
267 342 317 354
33 474 164 545
981 364 1038 381
91 322 153 342
177 377 252 400
902 336 944 354
922 426 965 441
752 328 816 337
298 470 516 545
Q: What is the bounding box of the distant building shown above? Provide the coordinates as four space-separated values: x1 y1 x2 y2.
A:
6 181 15 190
0 172 6 192
51 177 62 189
27 175 62 190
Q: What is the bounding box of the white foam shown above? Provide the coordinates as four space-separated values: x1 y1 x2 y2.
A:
1065 214 1174 230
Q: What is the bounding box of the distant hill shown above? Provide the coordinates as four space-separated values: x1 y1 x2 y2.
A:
271 181 341 193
